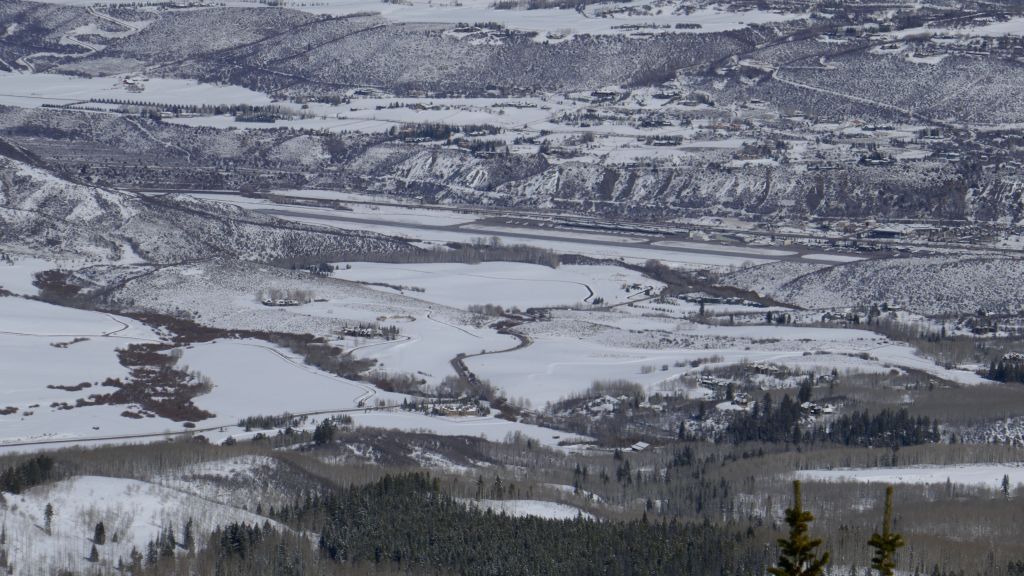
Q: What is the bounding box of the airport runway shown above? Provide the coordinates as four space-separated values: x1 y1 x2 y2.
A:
256 207 874 265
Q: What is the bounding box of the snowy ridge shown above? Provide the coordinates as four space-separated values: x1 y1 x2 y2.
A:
0 157 409 264
725 256 1024 316
1 475 279 576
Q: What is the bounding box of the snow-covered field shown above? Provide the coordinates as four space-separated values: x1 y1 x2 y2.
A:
182 340 580 448
796 464 1024 490
0 295 406 446
0 72 272 108
345 307 517 385
800 253 865 263
0 318 578 450
178 338 403 415
466 336 730 405
165 94 553 134
309 0 806 40
463 498 592 520
332 262 660 310
0 296 168 445
0 256 60 296
0 285 582 450
885 16 1024 40
349 410 580 448
19 0 811 42
465 313 990 406
0 244 990 454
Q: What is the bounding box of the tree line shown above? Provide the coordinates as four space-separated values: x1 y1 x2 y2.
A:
721 394 940 447
987 353 1024 384
0 455 55 494
140 473 765 576
770 481 905 576
129 472 959 576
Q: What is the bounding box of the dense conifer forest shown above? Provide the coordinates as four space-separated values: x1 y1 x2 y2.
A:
127 472 985 576
162 473 763 576
724 398 940 447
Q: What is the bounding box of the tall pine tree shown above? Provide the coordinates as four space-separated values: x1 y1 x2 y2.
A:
769 480 830 576
868 485 905 576
183 518 195 553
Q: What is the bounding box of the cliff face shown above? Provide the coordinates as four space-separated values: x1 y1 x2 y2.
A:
350 147 992 222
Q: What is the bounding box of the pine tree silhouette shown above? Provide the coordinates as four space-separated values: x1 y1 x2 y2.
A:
43 503 54 535
769 480 830 576
183 518 196 552
868 485 905 576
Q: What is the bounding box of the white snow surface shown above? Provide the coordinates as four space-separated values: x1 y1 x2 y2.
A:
217 0 808 42
0 292 580 450
796 463 1024 490
0 256 57 296
462 498 592 520
0 296 170 447
465 313 990 406
332 262 660 310
885 16 1024 40
0 296 149 337
1 475 277 576
178 338 406 417
349 410 583 448
0 72 272 108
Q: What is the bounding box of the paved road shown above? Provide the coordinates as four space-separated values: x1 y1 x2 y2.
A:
0 403 408 451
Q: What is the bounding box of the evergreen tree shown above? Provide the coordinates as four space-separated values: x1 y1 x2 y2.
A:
93 521 106 545
1002 474 1011 498
43 503 54 535
797 378 813 404
769 480 830 576
88 544 99 563
868 485 905 576
183 518 195 552
160 524 176 558
312 420 336 445
129 545 143 572
987 354 1024 383
0 455 55 495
